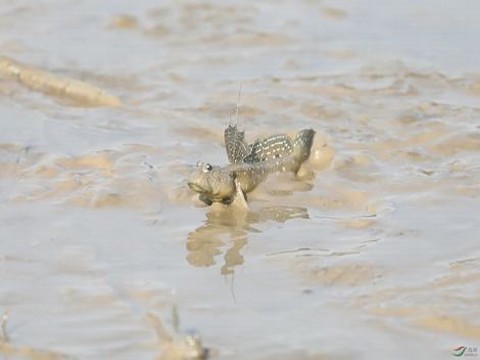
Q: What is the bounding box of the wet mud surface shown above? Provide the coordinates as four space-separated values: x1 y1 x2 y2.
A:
1 0 480 359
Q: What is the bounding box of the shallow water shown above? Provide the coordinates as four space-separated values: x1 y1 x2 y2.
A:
1 0 480 359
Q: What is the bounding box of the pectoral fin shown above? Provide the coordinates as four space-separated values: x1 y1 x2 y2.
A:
231 178 249 210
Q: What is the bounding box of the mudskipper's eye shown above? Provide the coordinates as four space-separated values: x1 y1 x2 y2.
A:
202 163 213 173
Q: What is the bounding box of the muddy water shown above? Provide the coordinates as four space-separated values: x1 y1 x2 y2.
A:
1 0 480 359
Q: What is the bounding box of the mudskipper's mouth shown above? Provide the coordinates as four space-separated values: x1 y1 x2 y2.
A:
188 182 208 194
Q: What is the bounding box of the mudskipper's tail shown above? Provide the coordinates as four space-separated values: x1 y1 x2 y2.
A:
292 129 315 172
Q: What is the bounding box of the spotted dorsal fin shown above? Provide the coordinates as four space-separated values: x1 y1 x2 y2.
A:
224 124 251 164
243 133 293 163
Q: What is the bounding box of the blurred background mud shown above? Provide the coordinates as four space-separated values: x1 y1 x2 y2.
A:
1 0 480 359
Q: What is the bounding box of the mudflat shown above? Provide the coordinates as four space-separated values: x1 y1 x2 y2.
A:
1 1 480 359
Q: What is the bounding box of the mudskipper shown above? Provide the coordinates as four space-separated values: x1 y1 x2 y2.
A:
188 121 315 207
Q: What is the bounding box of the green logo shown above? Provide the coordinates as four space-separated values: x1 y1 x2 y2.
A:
453 347 467 357
453 346 478 357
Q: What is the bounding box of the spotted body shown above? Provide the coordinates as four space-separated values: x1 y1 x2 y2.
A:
188 125 315 206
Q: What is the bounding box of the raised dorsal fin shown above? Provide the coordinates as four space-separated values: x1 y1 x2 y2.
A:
224 124 251 163
243 133 293 163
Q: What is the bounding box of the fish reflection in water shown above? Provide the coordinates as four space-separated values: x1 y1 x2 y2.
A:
186 205 309 274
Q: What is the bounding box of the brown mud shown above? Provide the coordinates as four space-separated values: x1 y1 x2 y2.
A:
1 0 479 359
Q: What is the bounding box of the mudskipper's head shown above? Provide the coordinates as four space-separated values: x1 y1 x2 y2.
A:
188 161 236 205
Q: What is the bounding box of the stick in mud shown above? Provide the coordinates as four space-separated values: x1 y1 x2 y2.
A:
0 56 121 107
1 309 8 343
